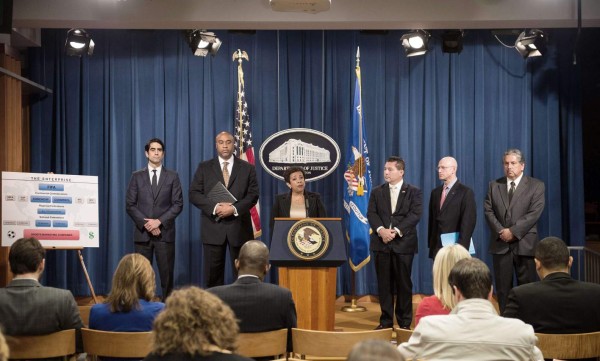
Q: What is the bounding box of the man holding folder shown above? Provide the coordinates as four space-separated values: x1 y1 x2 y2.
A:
190 131 260 287
427 156 477 259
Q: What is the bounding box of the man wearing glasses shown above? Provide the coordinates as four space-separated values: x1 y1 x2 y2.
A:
427 156 476 259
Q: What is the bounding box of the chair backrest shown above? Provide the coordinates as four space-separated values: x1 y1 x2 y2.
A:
237 329 288 359
6 329 76 360
291 328 393 360
535 332 600 359
78 305 92 327
396 328 414 344
81 328 153 359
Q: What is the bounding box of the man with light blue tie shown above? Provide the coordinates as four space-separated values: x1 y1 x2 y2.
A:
126 138 183 299
368 156 423 330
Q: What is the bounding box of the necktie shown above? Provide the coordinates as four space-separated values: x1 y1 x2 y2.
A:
390 186 397 212
508 181 515 204
440 186 448 209
151 169 158 195
222 161 230 187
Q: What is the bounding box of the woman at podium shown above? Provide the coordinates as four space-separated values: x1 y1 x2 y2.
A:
270 166 327 230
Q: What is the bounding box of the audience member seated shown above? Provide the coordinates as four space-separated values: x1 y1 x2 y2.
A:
0 328 8 361
503 236 600 333
397 258 543 361
415 244 471 326
347 339 402 361
144 286 253 361
0 237 83 351
208 240 297 333
89 253 164 332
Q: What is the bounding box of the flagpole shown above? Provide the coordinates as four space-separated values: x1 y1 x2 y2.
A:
233 49 248 154
342 46 366 313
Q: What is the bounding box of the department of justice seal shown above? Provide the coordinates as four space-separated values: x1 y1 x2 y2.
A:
287 219 329 260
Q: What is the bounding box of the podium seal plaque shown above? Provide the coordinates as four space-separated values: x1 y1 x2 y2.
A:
287 219 330 260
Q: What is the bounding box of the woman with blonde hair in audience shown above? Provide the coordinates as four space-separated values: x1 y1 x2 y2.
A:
0 328 9 361
414 244 471 326
144 286 252 361
89 253 164 332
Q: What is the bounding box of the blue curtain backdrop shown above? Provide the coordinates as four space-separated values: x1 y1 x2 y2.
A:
27 29 584 297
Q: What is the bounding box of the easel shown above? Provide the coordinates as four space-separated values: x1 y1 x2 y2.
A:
48 246 98 304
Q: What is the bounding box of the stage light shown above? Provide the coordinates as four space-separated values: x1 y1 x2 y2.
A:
442 30 464 54
515 29 546 58
400 30 431 57
186 30 222 57
65 29 94 56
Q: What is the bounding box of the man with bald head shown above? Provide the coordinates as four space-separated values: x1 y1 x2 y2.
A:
190 131 260 287
428 156 476 259
208 240 297 333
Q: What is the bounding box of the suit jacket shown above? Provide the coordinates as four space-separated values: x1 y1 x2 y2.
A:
398 299 543 361
269 191 327 239
428 181 476 258
503 272 600 333
484 176 545 256
367 182 423 254
126 166 184 243
0 279 84 352
208 277 297 333
189 157 259 246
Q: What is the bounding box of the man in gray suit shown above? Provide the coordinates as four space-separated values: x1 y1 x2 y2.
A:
126 137 183 298
0 237 83 348
484 148 545 313
208 240 297 333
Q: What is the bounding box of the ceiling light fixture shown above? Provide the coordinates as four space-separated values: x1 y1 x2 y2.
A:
65 29 95 57
400 30 431 57
186 30 222 57
515 29 546 58
442 30 464 54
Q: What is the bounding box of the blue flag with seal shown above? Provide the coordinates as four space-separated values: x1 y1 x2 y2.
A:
344 47 373 272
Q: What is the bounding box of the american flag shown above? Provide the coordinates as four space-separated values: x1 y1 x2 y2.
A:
234 53 262 238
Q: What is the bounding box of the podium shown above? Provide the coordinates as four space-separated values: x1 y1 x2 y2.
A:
270 218 346 331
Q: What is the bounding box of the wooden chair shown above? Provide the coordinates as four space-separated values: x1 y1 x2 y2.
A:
81 328 153 360
396 328 414 344
237 329 288 360
535 332 600 360
290 328 393 360
77 305 92 327
6 329 76 360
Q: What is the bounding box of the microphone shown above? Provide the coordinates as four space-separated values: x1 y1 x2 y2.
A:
304 191 310 217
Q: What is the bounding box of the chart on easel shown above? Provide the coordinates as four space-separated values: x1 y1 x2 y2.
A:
1 171 99 248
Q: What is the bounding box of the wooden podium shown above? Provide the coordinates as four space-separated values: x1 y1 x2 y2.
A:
270 218 346 331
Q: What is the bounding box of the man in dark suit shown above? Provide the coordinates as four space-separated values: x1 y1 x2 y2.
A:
484 148 545 313
367 156 423 329
0 238 83 350
504 237 600 333
428 156 476 259
208 240 297 333
126 138 183 298
190 131 260 287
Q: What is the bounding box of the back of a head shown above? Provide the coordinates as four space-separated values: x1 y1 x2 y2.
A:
433 244 471 309
448 258 492 300
237 240 269 275
105 253 156 312
8 237 45 275
152 286 239 356
535 237 570 271
347 339 402 361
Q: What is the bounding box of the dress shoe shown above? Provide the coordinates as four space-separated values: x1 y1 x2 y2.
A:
398 325 411 330
374 324 392 330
